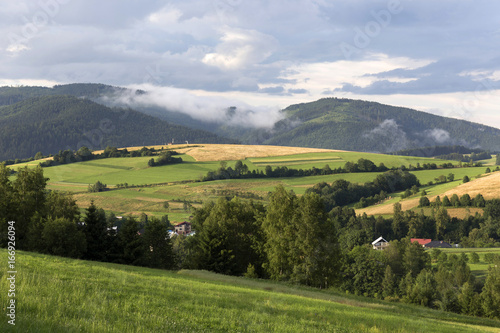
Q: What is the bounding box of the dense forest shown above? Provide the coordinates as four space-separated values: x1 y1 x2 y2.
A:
0 83 122 106
392 145 493 157
1 166 500 320
3 84 500 155
0 95 234 161
259 98 500 153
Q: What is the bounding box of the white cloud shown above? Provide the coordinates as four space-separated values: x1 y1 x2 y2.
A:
148 6 182 25
0 0 499 130
277 54 433 96
202 28 277 70
113 84 284 128
422 128 450 144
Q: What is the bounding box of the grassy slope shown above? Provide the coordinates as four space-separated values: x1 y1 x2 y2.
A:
1 249 499 333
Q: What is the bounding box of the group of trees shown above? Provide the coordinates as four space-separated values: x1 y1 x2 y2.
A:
147 151 183 167
0 165 174 269
342 241 500 318
176 186 500 319
38 146 177 168
393 145 488 158
201 158 463 183
88 181 108 193
306 170 420 210
435 151 492 162
202 159 386 182
184 187 341 288
419 193 487 208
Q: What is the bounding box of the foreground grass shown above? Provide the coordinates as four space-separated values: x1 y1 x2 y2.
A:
1 250 499 332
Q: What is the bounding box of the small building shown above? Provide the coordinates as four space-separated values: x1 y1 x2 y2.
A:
372 236 389 250
424 240 452 248
410 238 432 247
174 221 192 235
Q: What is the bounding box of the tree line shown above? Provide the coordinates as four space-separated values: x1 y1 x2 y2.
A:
434 151 492 162
0 165 174 269
200 158 462 183
38 146 180 167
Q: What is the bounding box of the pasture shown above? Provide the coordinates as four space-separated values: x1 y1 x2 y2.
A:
5 144 494 220
436 248 500 280
1 249 499 333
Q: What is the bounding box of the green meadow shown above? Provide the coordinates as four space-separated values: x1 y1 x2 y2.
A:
21 149 463 190
6 146 489 221
1 249 499 333
436 248 500 279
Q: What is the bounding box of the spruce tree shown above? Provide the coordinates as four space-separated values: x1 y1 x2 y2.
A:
83 201 108 261
143 216 175 269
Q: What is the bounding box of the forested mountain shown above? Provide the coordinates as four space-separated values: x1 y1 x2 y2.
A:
0 83 122 106
0 95 233 161
259 98 500 153
2 84 500 157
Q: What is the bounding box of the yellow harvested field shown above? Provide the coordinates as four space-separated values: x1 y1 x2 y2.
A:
356 172 500 216
356 198 420 216
437 172 500 200
91 144 343 161
173 144 343 161
446 208 483 219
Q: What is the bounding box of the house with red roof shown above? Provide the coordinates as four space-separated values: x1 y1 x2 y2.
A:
410 238 432 247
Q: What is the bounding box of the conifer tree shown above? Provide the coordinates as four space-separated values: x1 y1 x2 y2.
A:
83 202 108 261
143 216 175 269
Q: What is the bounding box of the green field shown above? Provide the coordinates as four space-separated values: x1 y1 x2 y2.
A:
435 248 500 279
1 249 499 332
249 151 460 170
6 146 490 220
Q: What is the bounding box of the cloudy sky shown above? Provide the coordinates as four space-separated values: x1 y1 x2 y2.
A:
1 0 500 128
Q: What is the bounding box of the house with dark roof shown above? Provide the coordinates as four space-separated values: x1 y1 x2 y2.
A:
174 221 192 235
424 240 452 248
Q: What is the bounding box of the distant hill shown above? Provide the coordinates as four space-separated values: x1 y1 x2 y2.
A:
0 83 122 106
3 84 500 156
258 98 500 154
0 95 233 161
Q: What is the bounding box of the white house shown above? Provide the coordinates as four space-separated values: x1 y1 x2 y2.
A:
371 236 389 250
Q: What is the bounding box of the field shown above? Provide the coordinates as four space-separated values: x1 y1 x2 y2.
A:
356 169 497 217
436 248 500 279
7 144 495 220
1 249 499 332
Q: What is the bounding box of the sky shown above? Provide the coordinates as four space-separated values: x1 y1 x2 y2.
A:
1 0 500 128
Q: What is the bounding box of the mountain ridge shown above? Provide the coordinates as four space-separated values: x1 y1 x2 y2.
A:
1 83 499 159
260 98 500 153
0 94 233 161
